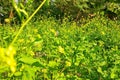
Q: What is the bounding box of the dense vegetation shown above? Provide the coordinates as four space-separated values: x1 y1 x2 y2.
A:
0 0 120 80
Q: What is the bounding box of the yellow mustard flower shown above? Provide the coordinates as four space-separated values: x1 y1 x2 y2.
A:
58 46 65 54
65 61 71 67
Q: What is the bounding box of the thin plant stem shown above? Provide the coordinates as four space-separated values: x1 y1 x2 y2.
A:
10 0 46 46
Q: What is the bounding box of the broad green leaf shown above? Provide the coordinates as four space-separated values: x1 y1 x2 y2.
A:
97 67 103 74
14 71 22 76
19 55 40 65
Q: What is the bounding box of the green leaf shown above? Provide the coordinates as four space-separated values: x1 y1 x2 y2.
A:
44 0 50 7
24 65 37 80
97 67 103 74
22 71 29 80
19 55 40 65
19 9 28 19
48 61 58 68
12 0 21 20
111 72 116 79
14 71 22 76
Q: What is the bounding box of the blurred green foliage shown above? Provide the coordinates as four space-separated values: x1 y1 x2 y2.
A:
0 17 120 79
0 0 12 23
51 0 120 20
0 0 120 24
0 1 120 79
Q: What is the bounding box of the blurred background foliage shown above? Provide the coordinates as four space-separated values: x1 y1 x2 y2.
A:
0 0 120 24
0 0 120 79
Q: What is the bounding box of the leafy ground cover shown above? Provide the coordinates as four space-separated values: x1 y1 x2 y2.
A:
0 17 120 80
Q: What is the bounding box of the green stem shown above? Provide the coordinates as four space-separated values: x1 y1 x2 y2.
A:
12 0 21 21
10 0 46 46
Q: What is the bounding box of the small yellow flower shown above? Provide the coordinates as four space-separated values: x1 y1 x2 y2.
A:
0 46 16 73
4 18 11 23
6 58 16 73
30 37 35 42
33 29 38 33
101 31 105 35
6 46 16 57
18 39 24 43
42 68 47 73
65 61 71 67
50 29 55 33
6 46 16 73
10 60 16 73
29 51 35 56
36 34 42 38
10 66 16 73
58 46 65 54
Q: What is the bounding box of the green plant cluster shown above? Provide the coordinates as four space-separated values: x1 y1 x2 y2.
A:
0 0 120 79
37 0 120 21
0 0 33 24
0 0 13 23
0 17 120 79
1 0 120 24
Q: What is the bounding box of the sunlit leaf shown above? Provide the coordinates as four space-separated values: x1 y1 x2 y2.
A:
19 55 40 65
